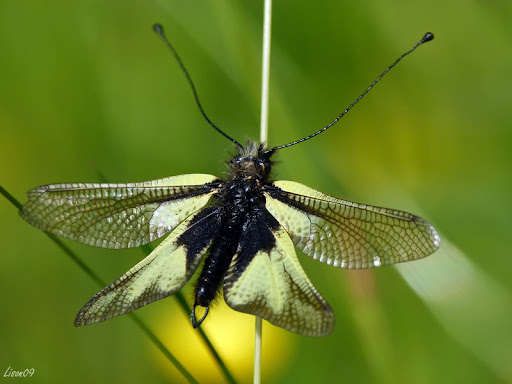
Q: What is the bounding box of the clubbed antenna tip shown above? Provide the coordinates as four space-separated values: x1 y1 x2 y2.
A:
266 31 436 153
153 23 164 35
421 32 434 43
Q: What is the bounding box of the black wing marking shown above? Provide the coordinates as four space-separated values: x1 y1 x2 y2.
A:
75 206 222 326
223 210 334 336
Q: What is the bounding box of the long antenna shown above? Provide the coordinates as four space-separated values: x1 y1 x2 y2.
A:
153 24 243 149
266 32 434 154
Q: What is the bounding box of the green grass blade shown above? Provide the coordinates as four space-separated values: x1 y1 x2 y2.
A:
0 185 200 384
174 291 237 384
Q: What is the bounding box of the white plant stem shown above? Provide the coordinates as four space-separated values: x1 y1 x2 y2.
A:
254 0 272 383
259 0 272 146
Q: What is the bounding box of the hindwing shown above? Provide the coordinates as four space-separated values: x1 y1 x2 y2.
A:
223 210 334 336
265 180 440 269
20 174 219 249
75 206 222 326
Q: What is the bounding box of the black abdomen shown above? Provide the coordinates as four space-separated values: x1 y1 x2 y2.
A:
194 217 242 308
191 175 266 326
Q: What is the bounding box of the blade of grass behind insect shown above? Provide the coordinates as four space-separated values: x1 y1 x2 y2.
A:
0 185 199 384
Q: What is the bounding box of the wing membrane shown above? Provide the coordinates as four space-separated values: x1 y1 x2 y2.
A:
75 206 221 326
224 211 334 336
20 174 219 249
266 180 440 269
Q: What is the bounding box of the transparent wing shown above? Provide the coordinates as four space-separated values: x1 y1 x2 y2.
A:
20 174 219 249
75 207 221 326
223 212 334 336
265 180 440 269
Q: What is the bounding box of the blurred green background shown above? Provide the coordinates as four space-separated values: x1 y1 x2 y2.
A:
1 1 511 383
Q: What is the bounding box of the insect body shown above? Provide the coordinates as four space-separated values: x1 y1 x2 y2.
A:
19 140 439 336
19 28 439 336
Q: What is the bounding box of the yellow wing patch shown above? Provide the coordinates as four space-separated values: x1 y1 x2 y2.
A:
20 174 218 249
223 226 334 336
266 180 440 269
74 211 211 326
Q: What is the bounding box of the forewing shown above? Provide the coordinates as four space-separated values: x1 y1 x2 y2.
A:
75 206 222 326
223 211 334 336
266 180 440 269
20 174 219 249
